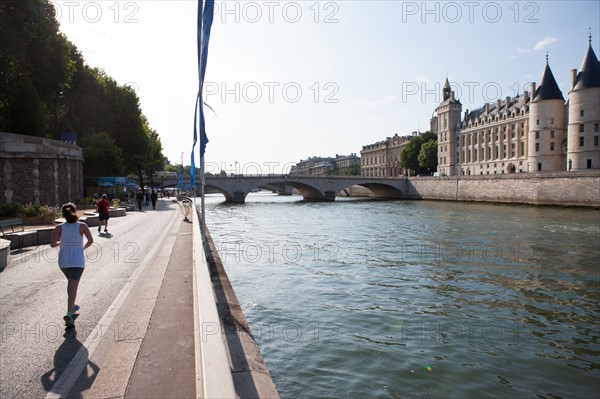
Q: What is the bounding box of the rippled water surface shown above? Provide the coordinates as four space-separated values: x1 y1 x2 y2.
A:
203 194 600 399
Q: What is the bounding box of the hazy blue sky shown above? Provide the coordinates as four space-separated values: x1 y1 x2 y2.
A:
53 1 600 174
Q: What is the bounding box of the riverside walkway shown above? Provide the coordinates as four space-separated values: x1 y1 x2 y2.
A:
0 199 278 398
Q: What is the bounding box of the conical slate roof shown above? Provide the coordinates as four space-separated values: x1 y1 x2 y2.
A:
534 62 564 101
573 43 600 90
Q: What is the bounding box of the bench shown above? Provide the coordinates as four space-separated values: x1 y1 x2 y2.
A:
0 219 39 252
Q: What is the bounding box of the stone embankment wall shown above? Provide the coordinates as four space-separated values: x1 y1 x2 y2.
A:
0 132 84 205
406 171 600 207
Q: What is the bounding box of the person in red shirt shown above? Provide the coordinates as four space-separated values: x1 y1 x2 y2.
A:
95 194 110 233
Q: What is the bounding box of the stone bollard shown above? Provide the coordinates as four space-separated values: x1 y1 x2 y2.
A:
0 238 10 269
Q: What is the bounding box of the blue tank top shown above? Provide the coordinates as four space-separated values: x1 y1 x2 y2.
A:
58 222 85 268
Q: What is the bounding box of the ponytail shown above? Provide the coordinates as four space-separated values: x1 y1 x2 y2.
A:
62 202 79 223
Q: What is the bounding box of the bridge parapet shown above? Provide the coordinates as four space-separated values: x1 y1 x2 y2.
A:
203 175 407 203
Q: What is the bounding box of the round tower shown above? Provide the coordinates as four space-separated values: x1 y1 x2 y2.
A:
567 33 600 171
528 56 566 172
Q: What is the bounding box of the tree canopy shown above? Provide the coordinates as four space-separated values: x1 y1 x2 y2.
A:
0 0 163 184
400 131 437 175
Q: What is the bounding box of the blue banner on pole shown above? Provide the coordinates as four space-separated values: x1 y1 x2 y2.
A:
191 0 215 190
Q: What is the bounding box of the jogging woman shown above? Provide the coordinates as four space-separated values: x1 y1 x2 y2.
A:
50 203 94 327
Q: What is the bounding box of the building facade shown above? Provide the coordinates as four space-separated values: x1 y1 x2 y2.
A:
361 133 413 177
290 154 360 176
432 39 600 176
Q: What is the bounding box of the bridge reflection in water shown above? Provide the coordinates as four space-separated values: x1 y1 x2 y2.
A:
203 175 408 203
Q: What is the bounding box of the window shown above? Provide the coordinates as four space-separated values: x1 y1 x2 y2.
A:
594 136 598 146
520 142 524 155
535 132 540 140
580 124 585 133
587 159 592 168
550 131 554 138
535 143 539 152
536 119 539 125
595 123 599 132
538 163 542 171
551 118 554 124
580 110 584 117
580 137 585 147
550 142 554 151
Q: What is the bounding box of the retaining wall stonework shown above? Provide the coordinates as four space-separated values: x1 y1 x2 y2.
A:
407 171 600 207
0 132 84 206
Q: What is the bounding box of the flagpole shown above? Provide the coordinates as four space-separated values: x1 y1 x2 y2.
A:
200 154 206 243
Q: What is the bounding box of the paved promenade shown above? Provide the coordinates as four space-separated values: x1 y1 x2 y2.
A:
0 200 197 398
1 197 279 398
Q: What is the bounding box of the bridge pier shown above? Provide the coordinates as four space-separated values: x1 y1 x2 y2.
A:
204 175 407 203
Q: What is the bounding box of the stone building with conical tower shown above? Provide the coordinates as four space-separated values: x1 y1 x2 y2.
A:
431 37 600 176
567 36 600 171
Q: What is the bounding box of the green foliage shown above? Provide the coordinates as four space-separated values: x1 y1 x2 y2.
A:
330 165 361 176
418 140 438 172
0 203 24 218
400 131 437 174
22 204 47 217
0 0 164 182
80 132 124 176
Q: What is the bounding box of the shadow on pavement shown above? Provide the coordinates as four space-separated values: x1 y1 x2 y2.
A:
41 328 99 398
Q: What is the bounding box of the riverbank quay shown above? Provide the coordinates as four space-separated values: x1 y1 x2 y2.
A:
0 198 277 398
407 170 600 208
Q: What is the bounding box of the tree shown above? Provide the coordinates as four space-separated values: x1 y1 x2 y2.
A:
0 0 165 183
143 129 164 189
79 132 123 177
418 140 438 174
400 131 437 175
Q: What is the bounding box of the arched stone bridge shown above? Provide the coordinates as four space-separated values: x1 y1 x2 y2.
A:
203 175 408 203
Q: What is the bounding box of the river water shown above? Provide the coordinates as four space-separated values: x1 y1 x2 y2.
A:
202 193 600 399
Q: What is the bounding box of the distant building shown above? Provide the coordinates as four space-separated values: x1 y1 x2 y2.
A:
431 37 600 176
291 154 361 176
360 133 413 177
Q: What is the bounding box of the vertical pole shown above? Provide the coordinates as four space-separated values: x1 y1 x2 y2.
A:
200 155 206 243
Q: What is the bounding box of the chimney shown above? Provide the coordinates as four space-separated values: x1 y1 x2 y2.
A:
530 82 536 97
496 99 501 110
485 103 489 113
571 69 578 90
506 96 511 109
451 91 455 101
523 90 529 102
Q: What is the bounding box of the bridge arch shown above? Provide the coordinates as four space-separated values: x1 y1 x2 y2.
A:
353 183 405 199
203 176 407 203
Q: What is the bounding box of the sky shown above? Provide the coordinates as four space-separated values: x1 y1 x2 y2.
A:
52 0 600 174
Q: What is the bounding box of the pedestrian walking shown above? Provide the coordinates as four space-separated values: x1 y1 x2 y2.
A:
136 189 144 211
144 191 150 206
150 190 158 209
50 203 94 328
95 194 110 233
